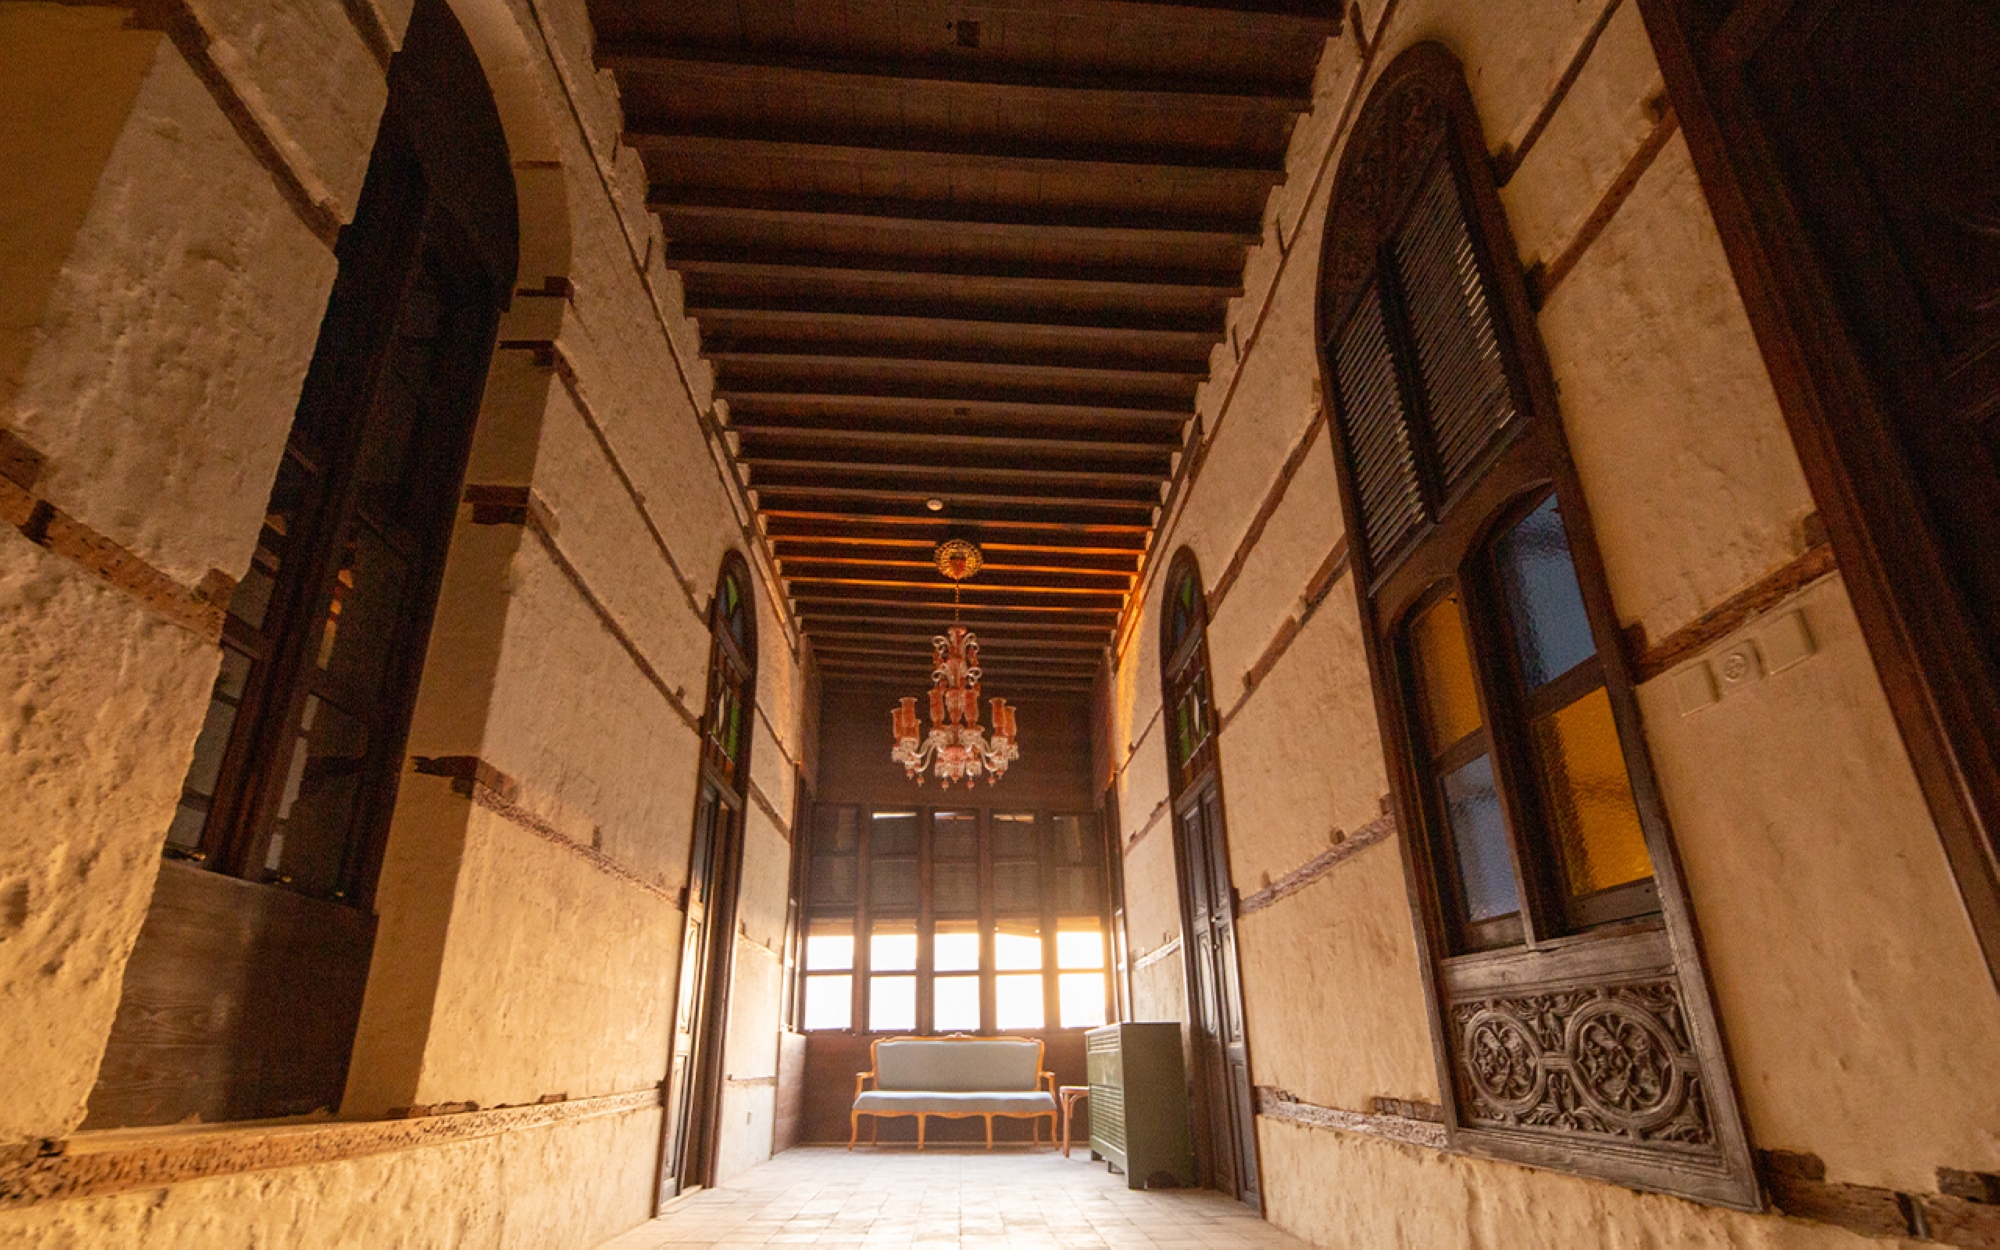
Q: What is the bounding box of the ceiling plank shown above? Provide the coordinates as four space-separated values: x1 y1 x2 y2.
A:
650 191 1261 248
626 130 1288 182
600 47 1316 110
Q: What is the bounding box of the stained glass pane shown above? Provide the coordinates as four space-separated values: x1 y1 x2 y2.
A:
1409 594 1483 754
1495 496 1597 688
1441 754 1519 924
1531 687 1653 898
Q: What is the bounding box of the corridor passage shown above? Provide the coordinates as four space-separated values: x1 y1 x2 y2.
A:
599 1146 1307 1248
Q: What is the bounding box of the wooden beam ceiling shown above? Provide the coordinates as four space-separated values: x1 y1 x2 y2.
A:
586 0 1338 694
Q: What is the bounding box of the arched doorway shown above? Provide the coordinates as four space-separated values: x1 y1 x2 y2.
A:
659 551 757 1202
1159 550 1260 1208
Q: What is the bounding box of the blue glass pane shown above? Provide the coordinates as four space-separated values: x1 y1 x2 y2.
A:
1495 496 1596 688
1442 754 1519 923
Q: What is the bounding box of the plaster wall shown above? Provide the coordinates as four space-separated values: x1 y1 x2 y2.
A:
0 0 805 1240
1108 0 2000 1243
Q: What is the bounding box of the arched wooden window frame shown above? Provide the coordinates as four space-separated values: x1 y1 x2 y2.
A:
700 551 757 794
1161 550 1219 796
1316 43 1756 1208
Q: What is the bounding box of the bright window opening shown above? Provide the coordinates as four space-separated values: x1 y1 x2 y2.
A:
996 973 1044 1029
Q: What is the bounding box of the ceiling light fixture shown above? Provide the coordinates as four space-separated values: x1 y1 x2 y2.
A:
925 497 945 512
890 540 1020 787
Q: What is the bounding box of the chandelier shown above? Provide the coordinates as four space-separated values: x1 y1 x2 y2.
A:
889 540 1021 787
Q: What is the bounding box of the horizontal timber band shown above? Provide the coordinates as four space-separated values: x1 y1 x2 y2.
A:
0 1087 662 1209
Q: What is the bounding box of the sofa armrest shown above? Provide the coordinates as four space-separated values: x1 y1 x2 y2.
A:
1039 1071 1056 1093
854 1070 877 1100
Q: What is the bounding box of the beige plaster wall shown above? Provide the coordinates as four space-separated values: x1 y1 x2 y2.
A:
1108 0 2000 1243
0 1105 661 1248
0 0 804 1239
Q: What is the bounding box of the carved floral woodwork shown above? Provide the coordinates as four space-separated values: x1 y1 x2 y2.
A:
1451 980 1714 1148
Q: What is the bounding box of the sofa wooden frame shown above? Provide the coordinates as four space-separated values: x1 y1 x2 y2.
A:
848 1034 1058 1150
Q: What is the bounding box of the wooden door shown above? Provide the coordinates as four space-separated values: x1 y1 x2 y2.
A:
658 782 742 1205
1640 0 2000 981
1173 778 1260 1209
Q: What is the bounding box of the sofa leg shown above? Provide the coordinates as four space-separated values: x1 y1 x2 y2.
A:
849 1111 859 1151
917 1113 927 1151
984 1114 994 1150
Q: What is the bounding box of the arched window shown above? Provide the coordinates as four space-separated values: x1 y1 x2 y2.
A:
1162 552 1217 794
1318 44 1754 1207
89 0 517 1130
701 554 756 789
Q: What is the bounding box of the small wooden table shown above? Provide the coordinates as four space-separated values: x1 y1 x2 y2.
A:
1058 1085 1090 1157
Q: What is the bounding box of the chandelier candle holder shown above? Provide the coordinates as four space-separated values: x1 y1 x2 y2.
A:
890 540 1021 787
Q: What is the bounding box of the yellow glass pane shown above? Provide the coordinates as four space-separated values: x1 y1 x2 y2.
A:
1409 593 1483 753
1532 687 1653 897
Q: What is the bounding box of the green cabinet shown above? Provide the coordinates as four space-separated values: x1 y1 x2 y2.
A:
1085 1022 1193 1189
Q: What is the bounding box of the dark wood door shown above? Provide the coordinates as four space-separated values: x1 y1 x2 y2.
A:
1642 0 2000 979
1173 778 1260 1209
658 781 742 1204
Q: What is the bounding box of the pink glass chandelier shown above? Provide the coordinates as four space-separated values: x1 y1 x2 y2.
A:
889 540 1021 787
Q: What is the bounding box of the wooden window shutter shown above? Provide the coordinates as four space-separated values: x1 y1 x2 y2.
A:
1392 158 1517 492
1333 282 1426 565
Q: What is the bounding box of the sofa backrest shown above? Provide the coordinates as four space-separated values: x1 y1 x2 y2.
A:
873 1038 1041 1092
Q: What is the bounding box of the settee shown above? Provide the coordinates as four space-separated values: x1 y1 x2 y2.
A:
849 1034 1059 1149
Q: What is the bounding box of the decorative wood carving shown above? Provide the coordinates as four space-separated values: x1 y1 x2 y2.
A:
1450 979 1713 1147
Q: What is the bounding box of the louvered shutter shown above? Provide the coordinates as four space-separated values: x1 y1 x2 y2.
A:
1333 282 1426 565
1393 158 1516 491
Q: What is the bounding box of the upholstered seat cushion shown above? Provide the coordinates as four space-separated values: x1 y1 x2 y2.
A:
854 1090 1058 1115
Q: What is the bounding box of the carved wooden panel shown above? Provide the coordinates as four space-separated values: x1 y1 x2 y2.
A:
1450 978 1713 1147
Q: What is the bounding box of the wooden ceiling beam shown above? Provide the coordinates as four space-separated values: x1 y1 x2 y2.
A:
722 391 1191 432
672 252 1243 293
649 191 1261 248
772 544 1142 576
785 568 1132 595
744 456 1166 488
759 510 1153 539
709 350 1203 391
689 292 1223 336
736 425 1179 457
626 130 1287 182
804 616 1116 635
601 46 1316 111
692 308 1217 359
809 628 1109 651
750 482 1159 515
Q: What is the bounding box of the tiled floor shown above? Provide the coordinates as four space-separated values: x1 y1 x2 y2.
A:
598 1145 1308 1248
